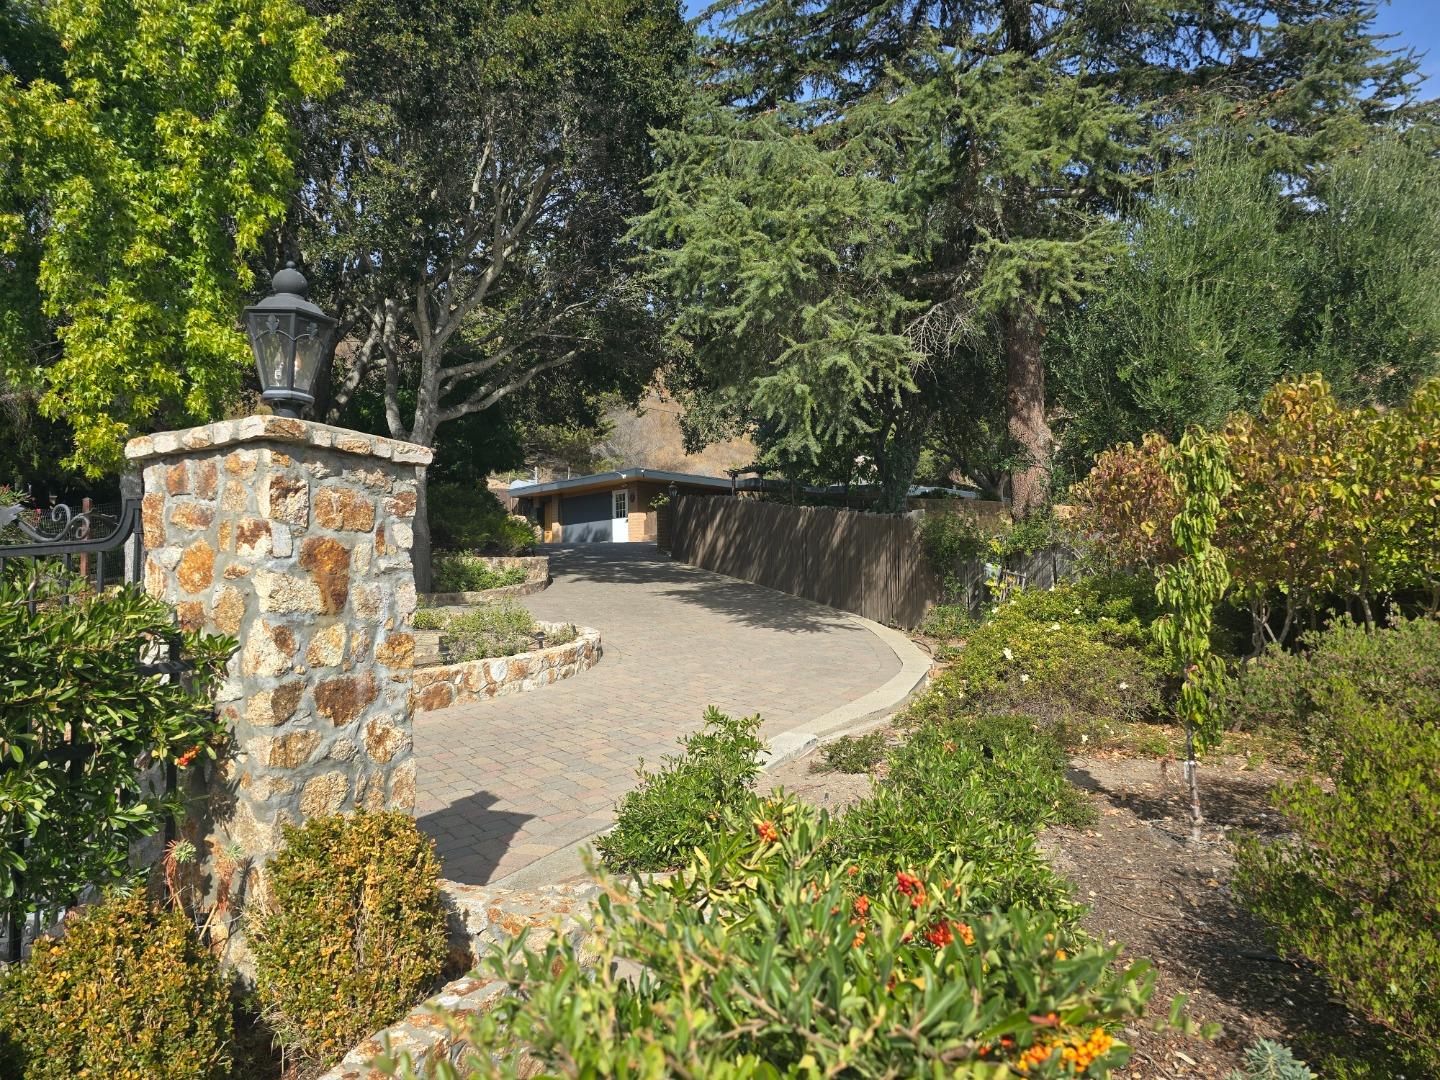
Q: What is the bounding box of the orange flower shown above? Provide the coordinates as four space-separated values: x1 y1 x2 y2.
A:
175 745 202 768
852 895 870 918
895 870 926 907
924 922 953 948
756 820 779 843
953 921 975 946
846 864 859 876
852 929 866 948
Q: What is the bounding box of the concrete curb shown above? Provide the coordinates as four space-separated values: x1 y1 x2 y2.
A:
488 607 932 892
758 615 931 770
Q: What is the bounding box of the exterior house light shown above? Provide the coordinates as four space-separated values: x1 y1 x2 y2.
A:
243 262 337 419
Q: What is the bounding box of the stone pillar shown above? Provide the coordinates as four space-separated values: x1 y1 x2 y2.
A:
124 416 432 877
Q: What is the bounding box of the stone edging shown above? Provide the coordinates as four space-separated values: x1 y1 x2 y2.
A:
317 880 604 1080
422 555 550 607
411 623 601 713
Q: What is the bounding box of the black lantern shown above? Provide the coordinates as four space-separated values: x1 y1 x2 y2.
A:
243 262 337 419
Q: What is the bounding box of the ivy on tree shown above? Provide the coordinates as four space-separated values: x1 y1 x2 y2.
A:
1153 430 1232 839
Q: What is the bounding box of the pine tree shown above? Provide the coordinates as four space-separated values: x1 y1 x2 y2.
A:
635 0 1426 513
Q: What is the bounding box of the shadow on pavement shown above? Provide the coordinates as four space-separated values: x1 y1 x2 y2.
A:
541 543 855 635
418 790 534 886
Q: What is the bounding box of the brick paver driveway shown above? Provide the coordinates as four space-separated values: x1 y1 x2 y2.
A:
413 543 902 885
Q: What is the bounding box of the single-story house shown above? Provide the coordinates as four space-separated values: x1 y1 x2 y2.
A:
508 468 735 544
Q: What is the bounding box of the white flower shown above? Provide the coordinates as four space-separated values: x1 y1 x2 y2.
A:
1117 681 1129 691
1002 647 1014 661
1080 734 1089 745
1049 622 1061 631
1073 607 1082 616
1020 673 1030 683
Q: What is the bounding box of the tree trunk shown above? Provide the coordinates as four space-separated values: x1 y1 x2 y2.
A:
412 466 433 594
1003 301 1053 519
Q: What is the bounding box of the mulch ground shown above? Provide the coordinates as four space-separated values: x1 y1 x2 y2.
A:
1041 752 1372 1078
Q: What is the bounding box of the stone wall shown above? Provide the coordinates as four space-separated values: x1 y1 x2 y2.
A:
411 623 601 713
125 416 433 901
318 880 605 1080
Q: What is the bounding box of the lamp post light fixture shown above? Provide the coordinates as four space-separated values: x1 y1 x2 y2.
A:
243 262 337 419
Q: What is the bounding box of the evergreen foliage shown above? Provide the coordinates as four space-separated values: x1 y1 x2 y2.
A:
0 575 233 928
250 811 448 1067
1054 131 1440 474
634 0 1425 513
0 896 234 1080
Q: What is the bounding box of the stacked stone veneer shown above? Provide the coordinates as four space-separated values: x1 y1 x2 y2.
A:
411 622 601 713
125 416 433 878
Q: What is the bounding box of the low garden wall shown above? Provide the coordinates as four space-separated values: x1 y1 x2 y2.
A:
318 880 605 1080
411 621 600 712
422 554 550 606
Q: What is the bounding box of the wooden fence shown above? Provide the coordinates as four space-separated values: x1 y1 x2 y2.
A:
668 495 1073 628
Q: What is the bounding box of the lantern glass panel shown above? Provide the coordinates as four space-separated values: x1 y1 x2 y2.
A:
292 319 328 394
247 310 295 390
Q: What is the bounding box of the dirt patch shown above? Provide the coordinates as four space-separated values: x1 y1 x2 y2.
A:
762 740 885 815
1043 753 1369 1078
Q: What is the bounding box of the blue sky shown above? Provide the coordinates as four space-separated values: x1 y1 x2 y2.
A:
1373 0 1438 97
683 0 1439 98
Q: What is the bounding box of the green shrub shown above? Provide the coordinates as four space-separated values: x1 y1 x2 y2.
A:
915 584 1168 748
920 602 974 639
0 576 233 926
0 895 233 1079
384 794 1153 1079
811 730 887 773
595 707 765 872
428 484 536 555
1224 1040 1317 1080
1233 689 1440 1072
831 714 1090 909
916 510 987 599
250 812 448 1066
1219 615 1440 756
430 553 528 594
412 600 571 660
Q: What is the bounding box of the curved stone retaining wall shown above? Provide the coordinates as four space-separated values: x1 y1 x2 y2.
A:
423 555 549 607
411 622 600 713
318 880 604 1080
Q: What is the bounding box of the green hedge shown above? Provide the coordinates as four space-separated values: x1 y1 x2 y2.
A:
0 573 233 926
428 484 536 555
913 577 1168 748
1232 617 1440 1074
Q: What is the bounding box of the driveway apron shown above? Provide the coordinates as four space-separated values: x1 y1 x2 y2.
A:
413 543 902 884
